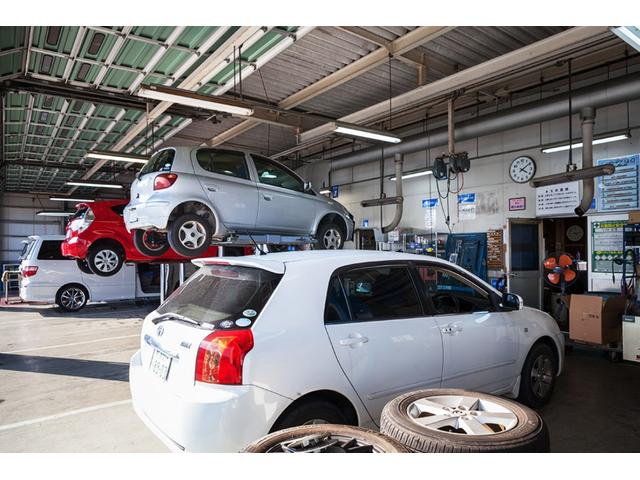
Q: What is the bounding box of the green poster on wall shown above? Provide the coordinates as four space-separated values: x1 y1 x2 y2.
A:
591 220 625 273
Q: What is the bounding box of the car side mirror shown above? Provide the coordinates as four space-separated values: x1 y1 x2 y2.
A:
502 292 523 311
303 181 312 192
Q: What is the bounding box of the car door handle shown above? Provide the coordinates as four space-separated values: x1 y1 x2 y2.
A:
207 185 218 192
339 334 369 347
262 194 273 201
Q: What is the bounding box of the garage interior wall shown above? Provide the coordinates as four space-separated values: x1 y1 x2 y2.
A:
298 96 640 241
0 193 63 265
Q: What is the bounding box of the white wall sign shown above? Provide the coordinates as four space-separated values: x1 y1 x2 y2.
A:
535 181 580 216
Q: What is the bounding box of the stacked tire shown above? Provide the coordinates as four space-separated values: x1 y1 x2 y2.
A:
379 389 549 453
242 389 549 453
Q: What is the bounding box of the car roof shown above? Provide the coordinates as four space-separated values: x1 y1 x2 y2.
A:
193 250 498 294
27 234 65 241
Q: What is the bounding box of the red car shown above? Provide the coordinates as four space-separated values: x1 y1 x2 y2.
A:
62 200 226 276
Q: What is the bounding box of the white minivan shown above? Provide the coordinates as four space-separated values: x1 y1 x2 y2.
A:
19 235 160 311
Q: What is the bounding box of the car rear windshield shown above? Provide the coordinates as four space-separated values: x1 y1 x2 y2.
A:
139 149 175 177
156 265 282 325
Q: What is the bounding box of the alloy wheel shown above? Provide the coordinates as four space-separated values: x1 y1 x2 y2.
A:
267 433 377 453
60 288 86 310
323 228 342 249
178 221 206 250
142 230 167 252
406 394 518 435
93 249 119 272
530 354 554 399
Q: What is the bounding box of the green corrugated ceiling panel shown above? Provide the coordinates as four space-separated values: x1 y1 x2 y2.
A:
69 62 100 84
122 109 143 122
0 26 25 50
32 26 79 54
29 51 66 77
86 118 110 131
115 39 158 69
6 91 28 107
78 30 119 62
7 110 25 122
131 26 174 42
79 131 101 142
101 68 137 89
5 124 23 135
70 100 92 115
177 27 219 50
93 104 122 119
34 94 65 111
0 51 23 77
152 48 191 77
173 27 239 86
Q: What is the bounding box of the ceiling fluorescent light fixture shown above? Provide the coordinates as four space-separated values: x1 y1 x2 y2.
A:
319 189 331 195
85 150 149 164
49 197 95 202
390 169 433 181
541 132 630 154
65 181 123 189
36 211 73 217
611 26 640 52
333 122 402 144
137 84 254 116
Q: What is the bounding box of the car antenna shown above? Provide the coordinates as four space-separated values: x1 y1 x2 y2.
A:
247 234 267 255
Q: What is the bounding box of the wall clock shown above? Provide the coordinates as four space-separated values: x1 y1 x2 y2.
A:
567 225 584 242
509 156 537 184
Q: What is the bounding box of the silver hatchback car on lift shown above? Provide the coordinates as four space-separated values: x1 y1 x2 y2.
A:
124 146 355 256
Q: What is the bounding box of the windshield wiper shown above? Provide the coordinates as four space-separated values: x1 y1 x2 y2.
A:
152 312 214 329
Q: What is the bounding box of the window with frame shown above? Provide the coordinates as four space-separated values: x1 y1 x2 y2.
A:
37 241 70 261
325 276 351 324
414 264 494 315
139 149 175 177
336 265 422 322
251 155 305 193
196 149 250 180
110 204 125 216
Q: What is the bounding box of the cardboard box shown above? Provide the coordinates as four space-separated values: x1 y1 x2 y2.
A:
628 211 640 224
569 294 626 345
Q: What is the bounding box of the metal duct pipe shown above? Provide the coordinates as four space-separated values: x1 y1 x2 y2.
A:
330 72 640 171
383 153 404 233
575 107 596 216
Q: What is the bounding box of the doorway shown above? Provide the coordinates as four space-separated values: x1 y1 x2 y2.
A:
509 219 543 309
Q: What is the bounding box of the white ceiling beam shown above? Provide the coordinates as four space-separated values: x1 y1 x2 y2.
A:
295 26 612 147
205 26 451 147
68 27 264 193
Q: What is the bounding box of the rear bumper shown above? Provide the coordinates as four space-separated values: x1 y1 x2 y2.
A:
61 238 90 259
129 349 291 452
124 201 171 232
20 284 54 303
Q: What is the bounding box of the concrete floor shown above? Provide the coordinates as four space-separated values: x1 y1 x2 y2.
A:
1 300 639 452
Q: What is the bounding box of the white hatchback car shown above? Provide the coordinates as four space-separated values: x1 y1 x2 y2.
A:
130 250 563 452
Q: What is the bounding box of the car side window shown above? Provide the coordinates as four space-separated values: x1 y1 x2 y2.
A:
324 276 351 324
37 241 70 261
196 149 250 180
251 155 305 193
338 265 422 322
110 205 125 216
414 264 494 315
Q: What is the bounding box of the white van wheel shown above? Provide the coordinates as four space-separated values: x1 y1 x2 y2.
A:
56 285 88 312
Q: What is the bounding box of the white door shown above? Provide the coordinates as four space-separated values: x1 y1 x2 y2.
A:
413 263 518 393
250 154 317 234
82 263 137 301
324 264 443 423
191 149 259 230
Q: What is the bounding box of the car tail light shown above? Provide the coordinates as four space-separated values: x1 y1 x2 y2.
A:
21 266 38 277
154 173 178 190
79 208 94 233
195 329 253 385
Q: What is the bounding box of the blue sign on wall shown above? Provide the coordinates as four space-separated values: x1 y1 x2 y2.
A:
457 193 476 204
331 185 339 198
422 198 439 208
362 219 369 227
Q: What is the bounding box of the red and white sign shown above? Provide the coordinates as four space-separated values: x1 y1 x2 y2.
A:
509 197 526 211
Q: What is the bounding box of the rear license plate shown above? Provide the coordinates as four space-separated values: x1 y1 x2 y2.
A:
150 348 172 381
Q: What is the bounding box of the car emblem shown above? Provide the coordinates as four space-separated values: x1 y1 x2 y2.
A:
156 325 164 336
243 309 257 318
219 320 234 329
